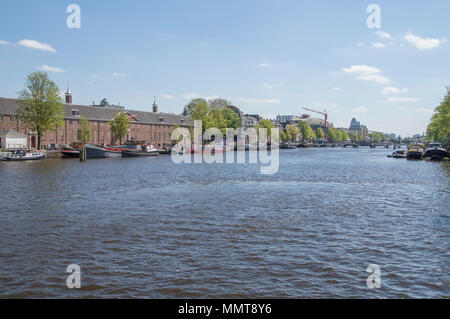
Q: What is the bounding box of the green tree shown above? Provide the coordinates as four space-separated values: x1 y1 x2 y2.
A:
297 120 313 141
17 72 64 149
205 108 227 135
209 98 231 110
77 117 92 144
315 128 325 139
327 127 338 142
185 98 208 116
337 130 349 142
110 112 131 144
427 87 450 148
279 129 287 142
190 99 210 123
221 107 241 129
255 119 275 136
286 125 300 142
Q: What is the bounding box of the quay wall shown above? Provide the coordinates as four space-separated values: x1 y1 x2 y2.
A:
0 97 191 149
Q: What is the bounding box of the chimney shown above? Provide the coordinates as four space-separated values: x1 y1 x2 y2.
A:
183 107 188 116
152 96 158 113
65 88 72 104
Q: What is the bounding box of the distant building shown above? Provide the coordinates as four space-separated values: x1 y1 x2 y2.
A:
226 105 260 130
276 114 332 130
0 91 190 149
348 117 368 138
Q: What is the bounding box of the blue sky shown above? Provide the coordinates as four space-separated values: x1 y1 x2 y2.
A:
0 0 449 136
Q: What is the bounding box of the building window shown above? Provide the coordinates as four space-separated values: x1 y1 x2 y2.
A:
69 120 73 124
72 109 80 117
0 116 3 122
159 117 164 122
10 116 15 122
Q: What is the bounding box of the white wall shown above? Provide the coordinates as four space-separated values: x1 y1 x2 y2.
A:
5 137 27 149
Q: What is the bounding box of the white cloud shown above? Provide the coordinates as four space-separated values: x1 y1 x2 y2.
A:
262 82 283 89
160 94 174 100
331 87 341 91
351 106 368 113
356 42 364 47
18 39 56 53
0 40 9 45
381 86 408 95
404 33 446 50
38 64 66 73
182 93 199 100
89 74 100 79
342 65 382 75
259 62 271 68
376 31 392 40
371 42 386 49
113 72 127 78
388 97 423 103
399 107 433 113
342 65 390 84
356 74 390 84
236 97 280 104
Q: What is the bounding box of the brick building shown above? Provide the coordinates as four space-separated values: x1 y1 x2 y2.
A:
0 91 191 149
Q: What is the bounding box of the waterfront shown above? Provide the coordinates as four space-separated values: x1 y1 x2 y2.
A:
0 147 449 298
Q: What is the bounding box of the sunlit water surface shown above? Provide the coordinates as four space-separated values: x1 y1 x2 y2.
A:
0 147 449 298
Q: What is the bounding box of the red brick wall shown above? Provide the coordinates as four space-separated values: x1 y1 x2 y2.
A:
1 115 181 149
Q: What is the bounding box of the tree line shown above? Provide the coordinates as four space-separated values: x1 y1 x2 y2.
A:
426 87 449 148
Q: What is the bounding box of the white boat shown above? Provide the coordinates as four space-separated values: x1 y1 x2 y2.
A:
5 150 45 161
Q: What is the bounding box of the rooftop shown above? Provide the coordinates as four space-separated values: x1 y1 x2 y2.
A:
0 97 191 126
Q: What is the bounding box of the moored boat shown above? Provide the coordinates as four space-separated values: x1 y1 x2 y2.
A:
424 142 448 160
122 145 159 157
60 149 80 158
5 150 45 161
85 144 122 158
388 150 407 158
281 142 296 149
60 142 82 158
406 147 424 159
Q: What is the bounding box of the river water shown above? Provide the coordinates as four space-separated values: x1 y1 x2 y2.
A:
0 147 449 298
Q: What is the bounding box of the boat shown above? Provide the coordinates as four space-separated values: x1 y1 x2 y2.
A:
281 142 297 149
406 147 424 159
5 150 45 161
158 148 171 155
85 144 122 158
60 143 82 158
388 150 407 158
424 142 448 160
122 145 159 157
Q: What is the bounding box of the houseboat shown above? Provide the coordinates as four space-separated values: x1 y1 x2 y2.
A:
424 142 448 160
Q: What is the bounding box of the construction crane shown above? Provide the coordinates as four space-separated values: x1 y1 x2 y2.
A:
302 107 328 138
